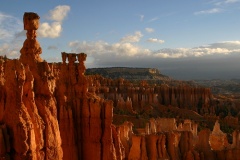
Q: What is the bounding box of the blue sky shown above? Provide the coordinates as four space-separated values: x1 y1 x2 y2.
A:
1 0 240 80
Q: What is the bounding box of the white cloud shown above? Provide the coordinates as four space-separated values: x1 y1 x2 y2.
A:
38 5 70 38
204 41 240 49
194 8 221 15
145 28 154 33
38 22 62 38
69 40 151 57
0 12 22 40
68 39 240 67
48 5 70 22
67 38 240 80
120 31 143 43
147 38 164 44
153 42 239 58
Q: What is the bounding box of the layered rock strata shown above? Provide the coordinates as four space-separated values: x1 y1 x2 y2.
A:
87 75 214 115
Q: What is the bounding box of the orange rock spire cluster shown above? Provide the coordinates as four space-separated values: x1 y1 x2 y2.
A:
56 52 122 159
1 12 240 160
0 12 123 160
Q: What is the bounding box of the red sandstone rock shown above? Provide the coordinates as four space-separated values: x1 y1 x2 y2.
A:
1 12 62 160
118 121 134 158
0 124 10 159
55 52 120 160
128 135 142 160
20 12 42 63
195 129 216 160
3 11 240 160
112 125 125 160
166 131 181 160
141 136 148 160
209 120 229 151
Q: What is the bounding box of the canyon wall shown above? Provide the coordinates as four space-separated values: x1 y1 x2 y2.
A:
1 12 240 160
87 75 214 115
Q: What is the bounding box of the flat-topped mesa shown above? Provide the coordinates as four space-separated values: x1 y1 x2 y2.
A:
20 12 43 63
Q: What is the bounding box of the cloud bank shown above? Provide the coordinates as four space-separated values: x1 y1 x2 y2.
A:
68 31 240 79
38 5 70 38
69 30 240 60
70 40 240 59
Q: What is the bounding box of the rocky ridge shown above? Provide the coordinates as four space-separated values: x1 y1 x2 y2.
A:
86 67 171 81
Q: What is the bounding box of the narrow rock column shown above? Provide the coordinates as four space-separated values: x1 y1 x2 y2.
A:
20 12 42 63
101 100 117 160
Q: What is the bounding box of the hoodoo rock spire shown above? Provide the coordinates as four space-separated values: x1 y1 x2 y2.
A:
20 12 43 63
